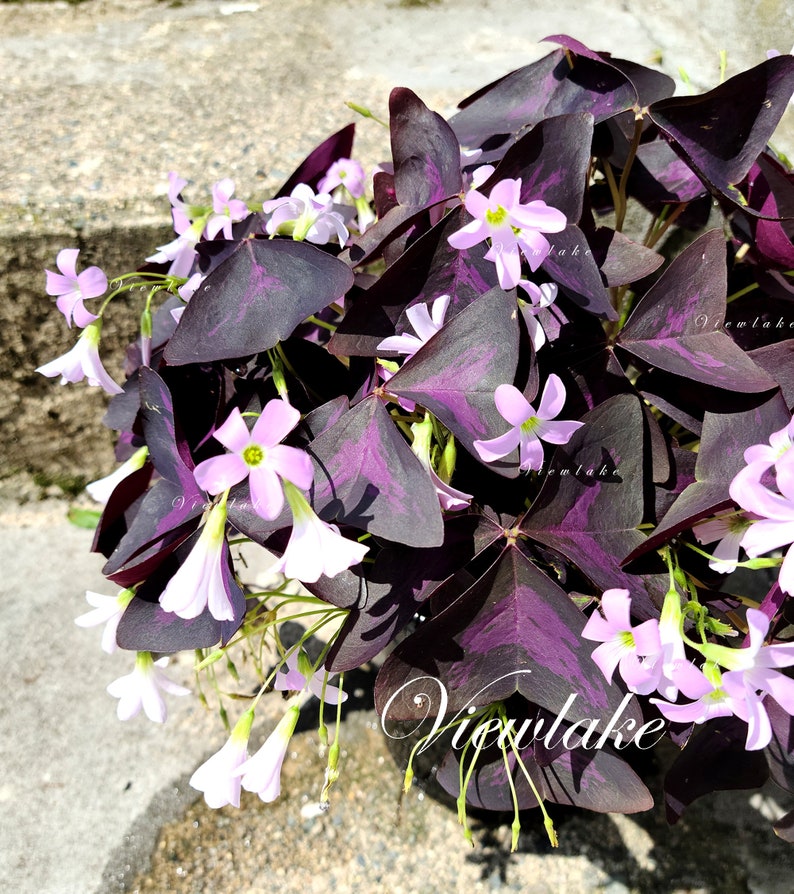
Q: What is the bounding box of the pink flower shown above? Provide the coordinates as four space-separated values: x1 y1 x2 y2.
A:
235 705 301 803
159 495 235 620
74 588 134 654
193 401 313 521
85 446 149 504
655 609 794 749
190 710 254 808
582 588 663 694
147 209 205 278
701 608 794 675
730 425 794 594
377 295 450 357
165 171 191 214
262 184 349 245
277 482 369 583
106 652 190 723
447 177 567 288
205 178 249 240
651 662 751 731
731 417 794 485
45 248 106 328
473 375 583 471
693 512 756 574
318 158 366 199
274 650 347 704
517 281 558 351
36 319 124 394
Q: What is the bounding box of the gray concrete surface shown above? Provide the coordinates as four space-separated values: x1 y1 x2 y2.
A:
2 2 794 892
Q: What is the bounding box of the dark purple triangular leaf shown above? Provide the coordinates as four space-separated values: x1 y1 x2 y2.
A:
664 716 769 824
586 227 665 287
648 56 794 215
307 395 443 547
541 225 617 319
329 206 498 357
164 239 354 365
628 139 708 206
487 112 594 223
624 391 792 563
521 394 666 619
102 482 203 586
344 201 429 268
747 153 794 267
750 339 794 410
91 463 153 558
390 87 462 209
605 55 675 108
116 594 222 652
324 513 504 672
375 544 643 728
102 370 207 582
618 230 778 391
386 286 520 472
449 44 637 149
653 446 698 524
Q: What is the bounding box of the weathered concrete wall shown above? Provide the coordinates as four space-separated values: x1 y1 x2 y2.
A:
2 225 169 486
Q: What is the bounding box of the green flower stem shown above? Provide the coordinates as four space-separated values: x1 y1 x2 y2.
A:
457 705 498 845
98 271 180 315
320 672 345 804
645 203 687 249
496 710 523 851
501 715 558 848
305 314 337 333
615 115 644 232
681 539 782 570
267 347 290 399
345 100 388 127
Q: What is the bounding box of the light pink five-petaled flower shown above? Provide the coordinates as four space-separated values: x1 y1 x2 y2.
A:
318 158 366 199
193 401 314 521
653 608 794 750
36 319 124 395
377 294 450 358
730 417 794 594
205 178 249 240
274 650 347 705
473 375 583 471
262 184 349 246
190 710 254 808
276 482 369 583
581 588 663 695
45 248 106 328
447 177 567 289
106 651 190 723
235 705 301 803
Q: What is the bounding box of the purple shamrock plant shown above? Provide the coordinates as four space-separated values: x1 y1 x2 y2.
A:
38 37 794 848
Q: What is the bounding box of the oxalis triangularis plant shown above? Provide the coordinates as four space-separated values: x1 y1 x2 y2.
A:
38 35 794 847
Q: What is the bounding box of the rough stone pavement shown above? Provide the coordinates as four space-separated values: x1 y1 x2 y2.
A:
2 2 794 893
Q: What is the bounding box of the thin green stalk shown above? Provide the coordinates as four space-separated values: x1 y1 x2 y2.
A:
615 116 644 232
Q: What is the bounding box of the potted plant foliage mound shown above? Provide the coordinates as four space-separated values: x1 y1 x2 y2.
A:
41 35 794 846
